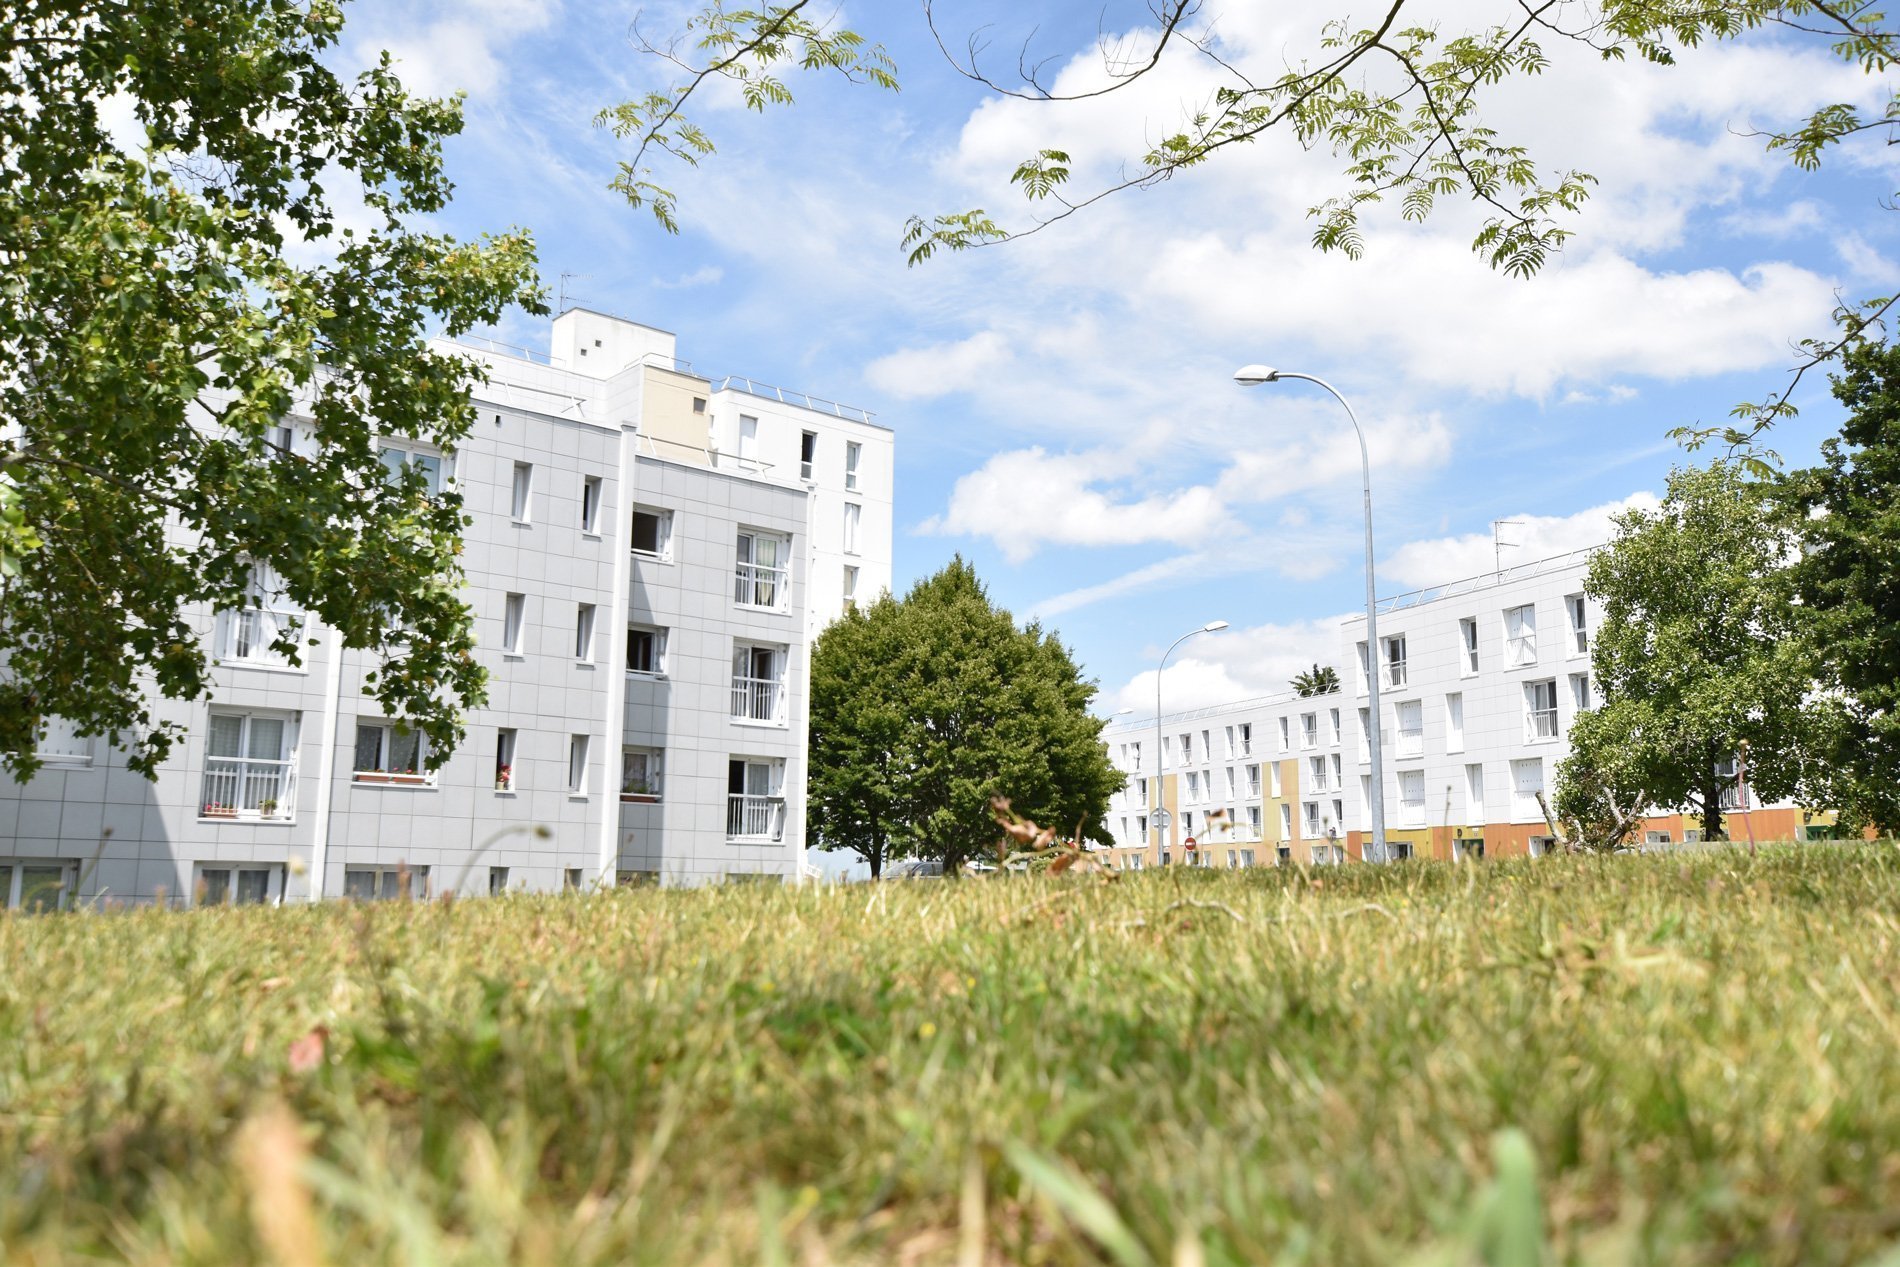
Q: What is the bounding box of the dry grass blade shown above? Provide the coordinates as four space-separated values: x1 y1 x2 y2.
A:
235 1100 324 1267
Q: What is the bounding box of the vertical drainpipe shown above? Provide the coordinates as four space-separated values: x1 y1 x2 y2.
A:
794 486 815 883
596 422 637 885
305 624 345 900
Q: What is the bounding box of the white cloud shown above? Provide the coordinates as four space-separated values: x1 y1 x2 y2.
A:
355 0 557 99
1379 491 1663 589
865 330 1013 399
1106 615 1354 715
654 265 725 289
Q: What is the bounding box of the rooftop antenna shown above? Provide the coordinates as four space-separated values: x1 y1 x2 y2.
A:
558 272 591 313
1493 519 1524 574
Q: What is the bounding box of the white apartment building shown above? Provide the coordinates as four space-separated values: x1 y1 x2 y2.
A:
0 308 893 908
1100 548 1812 867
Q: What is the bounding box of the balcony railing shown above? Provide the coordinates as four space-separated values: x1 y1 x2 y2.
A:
734 563 788 609
201 757 294 817
727 794 786 841
1384 660 1408 688
731 676 784 723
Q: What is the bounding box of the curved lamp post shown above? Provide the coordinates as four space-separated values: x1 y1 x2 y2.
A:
1154 621 1228 864
1233 366 1389 865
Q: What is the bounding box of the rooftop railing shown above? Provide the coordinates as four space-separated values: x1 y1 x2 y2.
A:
1347 546 1601 622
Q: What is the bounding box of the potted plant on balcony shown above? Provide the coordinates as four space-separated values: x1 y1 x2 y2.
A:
203 801 236 818
388 767 429 786
495 764 513 792
259 797 279 818
620 776 659 804
354 768 392 784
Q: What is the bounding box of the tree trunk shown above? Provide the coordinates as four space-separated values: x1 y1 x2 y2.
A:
1702 780 1724 845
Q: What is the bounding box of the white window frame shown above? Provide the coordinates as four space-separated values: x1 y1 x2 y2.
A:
581 475 603 534
1238 722 1252 756
1269 762 1282 798
1329 708 1341 745
377 441 447 495
1278 717 1290 752
843 564 860 608
495 728 517 792
1565 593 1588 656
1445 692 1465 754
1280 803 1293 839
845 440 862 491
502 593 526 656
1395 700 1424 759
843 501 862 556
1569 672 1592 713
353 719 432 785
575 603 597 662
1505 604 1538 668
1465 763 1486 824
1459 617 1479 676
34 716 94 765
0 859 78 912
343 866 431 901
800 430 817 482
1382 635 1408 688
215 561 304 669
511 461 534 523
1300 713 1318 749
1246 764 1261 796
734 530 792 610
1524 679 1560 742
631 507 674 560
203 710 299 817
1398 770 1427 827
621 747 663 800
627 624 668 676
568 733 591 796
731 642 789 724
727 757 787 841
1510 757 1545 823
1308 755 1328 793
192 862 284 908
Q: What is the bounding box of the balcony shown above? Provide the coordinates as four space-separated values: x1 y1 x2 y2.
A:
1384 659 1408 689
727 794 786 841
201 757 294 819
730 675 784 723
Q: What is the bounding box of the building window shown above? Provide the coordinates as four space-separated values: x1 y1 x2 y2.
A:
1395 700 1423 758
737 415 760 466
1278 717 1290 752
343 866 430 901
575 603 597 661
734 530 790 609
731 643 788 723
377 443 445 495
1223 726 1235 758
1566 593 1588 655
581 476 603 533
1465 763 1485 823
1308 756 1328 793
567 734 591 795
1459 617 1479 675
1332 798 1345 832
510 461 534 523
843 565 859 608
353 720 429 783
727 758 787 840
35 716 94 765
502 593 526 656
1185 771 1201 802
845 441 861 491
1454 836 1485 862
631 508 673 558
1446 692 1465 753
1181 732 1195 763
627 625 667 675
1356 640 1369 693
843 502 862 555
215 562 303 667
1246 764 1261 796
1246 807 1261 836
1569 672 1592 712
800 430 817 481
1303 801 1322 837
1330 753 1342 789
1269 762 1282 797
1280 804 1293 839
1528 836 1553 858
1329 708 1341 744
488 866 510 896
1524 679 1559 741
1360 774 1372 828
1398 770 1426 827
0 861 74 912
194 864 279 907
1238 722 1252 756
1510 757 1544 821
495 728 516 792
1357 707 1371 763
1300 713 1318 749
204 711 296 816
1130 740 1142 771
1505 604 1538 667
621 748 662 800
565 868 586 892
1382 635 1408 688
692 396 706 414
1136 814 1147 837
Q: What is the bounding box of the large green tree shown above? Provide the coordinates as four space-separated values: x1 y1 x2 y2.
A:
807 559 1123 876
1559 462 1814 843
1781 338 1900 833
0 0 543 777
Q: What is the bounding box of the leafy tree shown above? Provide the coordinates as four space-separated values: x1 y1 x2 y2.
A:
1562 462 1814 844
1781 338 1900 832
0 0 543 777
807 558 1123 876
1290 663 1340 697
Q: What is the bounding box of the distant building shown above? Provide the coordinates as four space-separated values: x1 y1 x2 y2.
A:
1099 548 1822 867
0 308 893 907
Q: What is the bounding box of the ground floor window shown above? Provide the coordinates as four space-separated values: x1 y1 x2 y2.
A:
489 866 510 896
616 870 659 888
726 758 786 841
0 860 75 912
342 866 429 901
193 863 282 907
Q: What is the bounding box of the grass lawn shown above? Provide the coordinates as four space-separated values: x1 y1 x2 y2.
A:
3 846 1899 1265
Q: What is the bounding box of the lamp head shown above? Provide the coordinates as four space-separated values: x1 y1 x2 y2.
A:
1203 620 1230 633
1233 365 1280 387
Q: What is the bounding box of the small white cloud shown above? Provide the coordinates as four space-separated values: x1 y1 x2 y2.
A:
864 330 1013 400
654 265 725 289
1106 615 1355 715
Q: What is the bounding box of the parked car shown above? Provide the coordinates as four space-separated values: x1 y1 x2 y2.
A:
886 859 944 879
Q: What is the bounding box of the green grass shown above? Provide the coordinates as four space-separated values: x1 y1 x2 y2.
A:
4 847 1900 1265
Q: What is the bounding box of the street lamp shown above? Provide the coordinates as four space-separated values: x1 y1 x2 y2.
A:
1233 365 1389 865
1154 621 1228 865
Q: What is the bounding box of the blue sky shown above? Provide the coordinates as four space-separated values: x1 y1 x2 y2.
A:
344 0 1896 712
